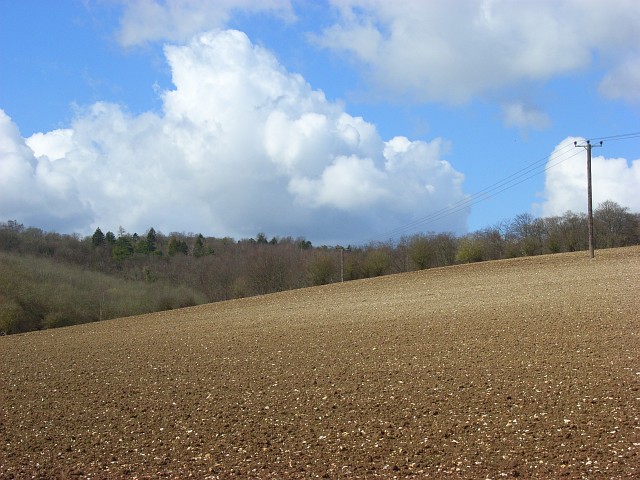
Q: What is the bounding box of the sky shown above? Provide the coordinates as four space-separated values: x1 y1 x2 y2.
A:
1 0 639 246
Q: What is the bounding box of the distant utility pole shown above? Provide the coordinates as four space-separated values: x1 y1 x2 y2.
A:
336 246 344 282
574 139 603 259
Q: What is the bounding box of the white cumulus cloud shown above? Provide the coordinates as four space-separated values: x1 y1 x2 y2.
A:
537 137 640 218
0 30 469 244
0 110 92 231
317 0 640 105
599 57 640 103
116 0 295 47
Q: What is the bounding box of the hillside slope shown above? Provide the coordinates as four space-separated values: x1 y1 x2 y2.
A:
1 247 639 478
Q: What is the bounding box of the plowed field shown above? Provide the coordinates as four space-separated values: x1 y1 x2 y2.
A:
1 247 639 479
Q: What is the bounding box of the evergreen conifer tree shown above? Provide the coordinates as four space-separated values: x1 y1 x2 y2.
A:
91 227 105 247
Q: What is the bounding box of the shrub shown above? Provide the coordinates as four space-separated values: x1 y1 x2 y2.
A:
308 255 336 285
456 237 484 263
0 299 28 335
364 250 391 277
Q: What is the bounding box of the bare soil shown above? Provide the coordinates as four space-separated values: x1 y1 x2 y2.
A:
1 247 639 479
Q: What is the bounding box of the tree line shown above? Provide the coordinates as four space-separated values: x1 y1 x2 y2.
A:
1 200 638 334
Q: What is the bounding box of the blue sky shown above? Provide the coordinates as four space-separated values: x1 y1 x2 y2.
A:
1 0 639 245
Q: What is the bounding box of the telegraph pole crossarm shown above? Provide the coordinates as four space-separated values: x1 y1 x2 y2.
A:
574 139 603 259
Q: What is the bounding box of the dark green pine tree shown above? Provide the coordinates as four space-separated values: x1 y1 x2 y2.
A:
91 227 105 247
112 236 134 260
146 228 157 253
193 234 205 257
168 237 188 256
105 231 116 245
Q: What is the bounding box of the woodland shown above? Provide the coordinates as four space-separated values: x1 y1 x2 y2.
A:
1 200 638 335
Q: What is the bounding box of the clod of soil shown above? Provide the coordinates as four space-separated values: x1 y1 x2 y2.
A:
1 247 638 479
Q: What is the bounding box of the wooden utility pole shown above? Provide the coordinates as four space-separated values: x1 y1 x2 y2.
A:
574 139 603 258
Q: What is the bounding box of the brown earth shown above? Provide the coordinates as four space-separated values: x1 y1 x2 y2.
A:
1 247 639 479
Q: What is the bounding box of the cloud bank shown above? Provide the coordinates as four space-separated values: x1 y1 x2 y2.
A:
0 30 468 244
316 0 640 118
115 1 640 108
537 137 640 218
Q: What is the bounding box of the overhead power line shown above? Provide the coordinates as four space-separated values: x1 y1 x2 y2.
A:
372 142 579 242
590 131 640 142
370 131 639 243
